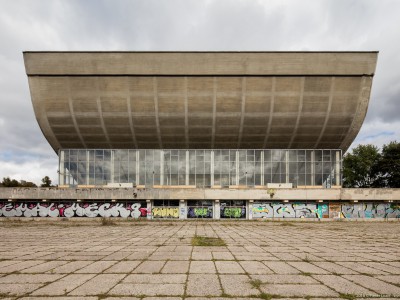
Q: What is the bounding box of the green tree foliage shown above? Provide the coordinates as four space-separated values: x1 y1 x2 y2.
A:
343 141 400 188
380 141 400 188
1 177 37 187
41 176 52 187
343 144 381 188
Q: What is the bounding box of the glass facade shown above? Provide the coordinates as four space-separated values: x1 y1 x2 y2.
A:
59 149 342 188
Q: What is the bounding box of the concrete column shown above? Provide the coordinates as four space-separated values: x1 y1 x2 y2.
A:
110 150 115 184
336 150 341 186
235 150 239 185
86 150 90 185
210 151 215 186
185 151 189 185
59 150 65 185
179 199 187 219
311 151 315 186
260 151 264 186
285 150 289 183
136 151 140 186
146 199 152 220
248 200 254 220
214 200 220 219
160 150 164 185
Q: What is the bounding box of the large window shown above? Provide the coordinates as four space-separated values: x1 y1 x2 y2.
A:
59 149 341 188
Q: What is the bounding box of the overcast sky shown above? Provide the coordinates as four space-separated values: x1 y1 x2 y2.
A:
0 0 399 185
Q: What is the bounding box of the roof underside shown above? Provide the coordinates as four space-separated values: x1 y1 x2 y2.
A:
24 52 378 152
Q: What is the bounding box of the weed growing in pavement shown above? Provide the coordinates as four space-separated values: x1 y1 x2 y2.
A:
191 235 226 246
249 279 262 289
101 217 116 226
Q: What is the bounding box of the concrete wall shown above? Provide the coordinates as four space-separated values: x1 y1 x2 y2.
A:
1 187 399 201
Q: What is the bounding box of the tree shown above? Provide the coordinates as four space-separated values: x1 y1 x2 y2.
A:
40 176 52 187
342 144 382 188
1 177 20 187
1 177 37 187
379 141 400 188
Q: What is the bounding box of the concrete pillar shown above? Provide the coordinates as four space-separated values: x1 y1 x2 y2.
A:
160 150 164 185
235 151 239 185
136 151 140 186
285 150 289 183
179 199 187 219
210 151 215 186
86 150 90 185
336 150 341 186
185 151 189 185
214 200 220 219
146 199 152 220
59 150 65 185
311 151 315 186
248 200 254 220
110 150 115 184
260 151 264 186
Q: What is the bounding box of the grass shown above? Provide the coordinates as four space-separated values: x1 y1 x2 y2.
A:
191 235 226 246
279 222 295 226
249 279 262 289
100 217 116 226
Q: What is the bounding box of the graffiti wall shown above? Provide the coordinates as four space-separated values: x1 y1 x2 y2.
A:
0 202 148 218
187 207 213 218
151 207 179 218
220 207 246 218
252 202 329 219
340 203 400 218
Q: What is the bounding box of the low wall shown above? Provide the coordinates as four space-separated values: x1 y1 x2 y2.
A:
1 201 399 219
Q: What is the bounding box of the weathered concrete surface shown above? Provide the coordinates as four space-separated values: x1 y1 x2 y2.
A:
23 52 378 151
0 220 399 299
1 187 400 201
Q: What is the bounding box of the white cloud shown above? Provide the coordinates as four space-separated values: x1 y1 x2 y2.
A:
0 0 400 184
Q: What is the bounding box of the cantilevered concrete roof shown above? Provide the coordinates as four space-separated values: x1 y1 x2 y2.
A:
24 51 378 151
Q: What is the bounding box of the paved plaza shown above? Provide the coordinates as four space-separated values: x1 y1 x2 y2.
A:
0 219 399 299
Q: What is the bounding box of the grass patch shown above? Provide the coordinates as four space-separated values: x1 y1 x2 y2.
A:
300 272 312 276
259 292 274 300
100 217 116 226
191 235 226 246
249 279 262 289
279 222 295 226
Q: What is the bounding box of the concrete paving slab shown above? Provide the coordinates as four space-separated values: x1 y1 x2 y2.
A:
31 274 96 296
68 274 125 296
123 274 186 283
260 284 339 297
109 283 184 296
262 261 300 274
0 274 63 283
239 261 273 274
189 261 216 274
161 261 189 273
343 274 400 296
132 261 165 274
219 275 259 296
75 261 117 273
250 274 319 284
313 275 377 296
215 261 245 274
103 261 141 273
186 274 222 296
0 283 44 296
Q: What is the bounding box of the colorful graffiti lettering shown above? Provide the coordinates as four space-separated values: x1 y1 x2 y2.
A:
221 207 246 218
252 203 328 218
341 203 400 218
0 202 148 218
152 207 179 218
187 207 213 218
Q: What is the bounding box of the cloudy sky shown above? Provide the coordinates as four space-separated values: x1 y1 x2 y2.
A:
0 0 399 185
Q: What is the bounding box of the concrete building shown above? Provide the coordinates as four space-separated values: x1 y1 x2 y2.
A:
1 51 398 219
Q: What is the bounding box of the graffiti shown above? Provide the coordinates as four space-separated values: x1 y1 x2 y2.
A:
187 207 213 218
252 203 328 218
0 202 148 218
152 207 179 218
221 207 246 218
341 203 400 218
